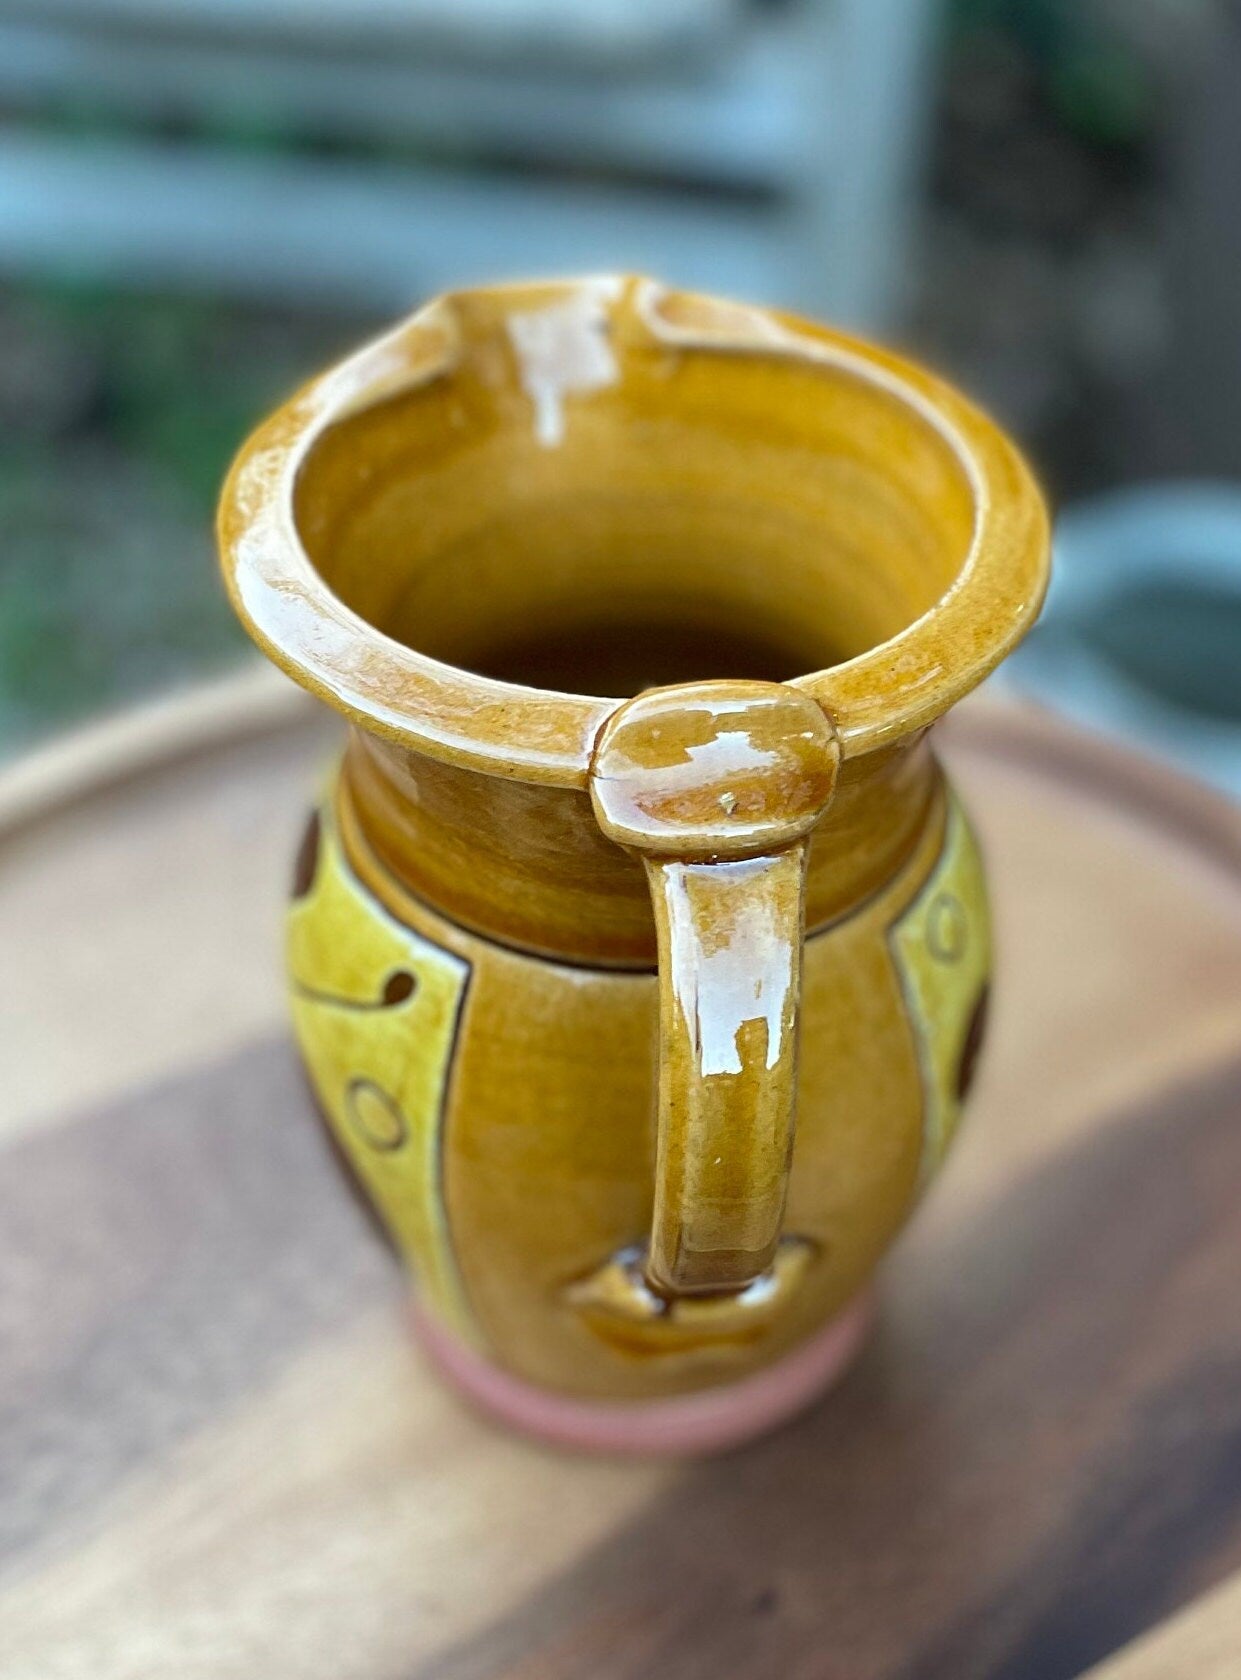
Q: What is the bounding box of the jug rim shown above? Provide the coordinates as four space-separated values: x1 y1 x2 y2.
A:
218 276 1049 788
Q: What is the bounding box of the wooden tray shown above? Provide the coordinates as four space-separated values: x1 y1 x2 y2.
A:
4 669 1241 1680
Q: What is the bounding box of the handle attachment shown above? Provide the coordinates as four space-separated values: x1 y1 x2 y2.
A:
590 680 840 1299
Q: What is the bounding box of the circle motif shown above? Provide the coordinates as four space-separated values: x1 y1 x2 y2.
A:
382 970 417 1006
926 891 968 963
346 1078 408 1150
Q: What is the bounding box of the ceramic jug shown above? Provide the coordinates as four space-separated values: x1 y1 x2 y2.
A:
219 277 1048 1452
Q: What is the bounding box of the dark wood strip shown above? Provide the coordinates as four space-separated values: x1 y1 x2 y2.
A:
0 1037 397 1573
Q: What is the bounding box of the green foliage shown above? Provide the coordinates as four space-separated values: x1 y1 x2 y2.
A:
27 282 275 510
947 0 1152 147
0 280 372 752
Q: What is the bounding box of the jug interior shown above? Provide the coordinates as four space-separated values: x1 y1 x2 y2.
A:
293 308 977 699
460 617 817 695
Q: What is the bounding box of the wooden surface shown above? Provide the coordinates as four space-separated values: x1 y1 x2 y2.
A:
4 671 1241 1680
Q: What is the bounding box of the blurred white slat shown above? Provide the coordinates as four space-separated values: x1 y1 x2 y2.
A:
0 0 943 329
0 16 802 184
0 0 738 64
0 131 796 312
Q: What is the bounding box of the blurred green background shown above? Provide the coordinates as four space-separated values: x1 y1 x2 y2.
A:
0 283 375 749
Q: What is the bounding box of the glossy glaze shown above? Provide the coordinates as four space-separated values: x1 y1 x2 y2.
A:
218 277 1048 1432
592 681 840 1297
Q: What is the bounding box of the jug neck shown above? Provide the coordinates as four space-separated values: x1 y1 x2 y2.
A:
339 722 940 968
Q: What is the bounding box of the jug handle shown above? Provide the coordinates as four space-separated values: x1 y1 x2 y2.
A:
590 681 840 1298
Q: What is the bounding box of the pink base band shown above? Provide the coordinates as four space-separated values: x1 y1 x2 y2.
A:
412 1289 876 1456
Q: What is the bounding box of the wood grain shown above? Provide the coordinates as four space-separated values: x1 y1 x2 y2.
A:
3 675 1241 1680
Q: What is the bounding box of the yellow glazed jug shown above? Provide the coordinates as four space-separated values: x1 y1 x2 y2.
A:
219 278 1049 1452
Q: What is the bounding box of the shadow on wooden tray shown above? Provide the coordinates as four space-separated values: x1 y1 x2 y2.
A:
432 1050 1241 1680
